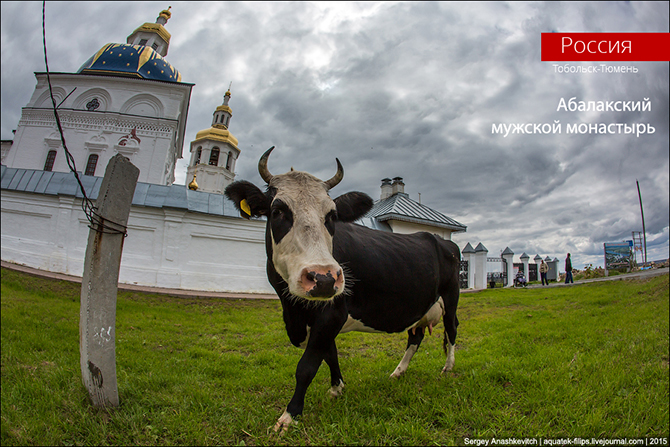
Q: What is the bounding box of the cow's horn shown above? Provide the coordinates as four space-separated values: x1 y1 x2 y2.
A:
258 146 275 184
324 158 344 190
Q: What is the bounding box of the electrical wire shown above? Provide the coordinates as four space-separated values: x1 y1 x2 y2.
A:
42 1 127 236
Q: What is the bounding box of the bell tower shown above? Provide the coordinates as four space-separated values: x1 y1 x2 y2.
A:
186 88 240 194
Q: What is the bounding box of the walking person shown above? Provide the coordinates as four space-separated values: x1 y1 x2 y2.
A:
540 259 549 286
565 253 574 284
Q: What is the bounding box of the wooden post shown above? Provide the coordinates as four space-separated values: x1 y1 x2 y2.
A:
80 154 139 407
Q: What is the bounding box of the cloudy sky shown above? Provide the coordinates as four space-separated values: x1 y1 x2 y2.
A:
2 1 668 269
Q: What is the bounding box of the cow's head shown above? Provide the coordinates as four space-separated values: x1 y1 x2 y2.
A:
225 147 373 301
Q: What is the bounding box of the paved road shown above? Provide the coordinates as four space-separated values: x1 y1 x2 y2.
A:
522 267 668 289
445 267 667 293
2 260 667 299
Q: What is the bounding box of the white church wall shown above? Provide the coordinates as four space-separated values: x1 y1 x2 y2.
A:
1 192 62 271
178 215 268 292
1 189 273 294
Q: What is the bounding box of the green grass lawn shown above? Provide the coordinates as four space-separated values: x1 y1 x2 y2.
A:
1 267 668 446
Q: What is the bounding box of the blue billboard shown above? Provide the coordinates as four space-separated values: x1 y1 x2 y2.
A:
604 241 633 271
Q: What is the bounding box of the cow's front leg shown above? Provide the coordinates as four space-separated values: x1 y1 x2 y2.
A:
274 346 324 433
390 328 425 378
323 340 344 397
274 301 347 434
274 340 343 432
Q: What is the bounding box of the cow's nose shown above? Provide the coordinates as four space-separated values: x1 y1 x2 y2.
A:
301 267 343 298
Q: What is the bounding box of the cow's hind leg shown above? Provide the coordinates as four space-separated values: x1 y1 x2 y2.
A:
441 308 458 373
390 328 425 378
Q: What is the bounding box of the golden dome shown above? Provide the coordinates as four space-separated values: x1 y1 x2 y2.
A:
215 104 232 114
131 23 171 44
193 127 239 147
188 173 198 190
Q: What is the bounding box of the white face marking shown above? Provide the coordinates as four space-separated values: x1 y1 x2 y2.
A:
269 171 343 299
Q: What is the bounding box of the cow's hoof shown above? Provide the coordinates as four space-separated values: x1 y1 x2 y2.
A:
390 368 405 379
273 411 296 434
328 379 345 397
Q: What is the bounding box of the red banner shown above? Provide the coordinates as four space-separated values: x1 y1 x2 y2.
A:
541 33 670 61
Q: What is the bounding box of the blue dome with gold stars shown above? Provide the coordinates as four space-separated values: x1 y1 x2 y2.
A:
78 43 182 83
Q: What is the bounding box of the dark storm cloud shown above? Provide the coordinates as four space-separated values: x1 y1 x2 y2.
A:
1 1 668 267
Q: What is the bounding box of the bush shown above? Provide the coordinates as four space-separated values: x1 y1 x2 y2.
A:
572 264 607 281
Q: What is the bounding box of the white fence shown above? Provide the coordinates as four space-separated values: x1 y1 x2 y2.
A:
461 242 560 289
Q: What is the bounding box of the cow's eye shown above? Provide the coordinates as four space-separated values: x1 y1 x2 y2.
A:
272 208 284 219
271 200 290 220
270 200 293 244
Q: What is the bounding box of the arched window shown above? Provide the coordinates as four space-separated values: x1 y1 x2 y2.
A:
44 150 57 171
209 148 220 166
85 154 99 176
226 152 233 170
194 147 202 165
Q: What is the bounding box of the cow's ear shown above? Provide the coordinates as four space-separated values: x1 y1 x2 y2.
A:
225 181 270 219
334 191 373 222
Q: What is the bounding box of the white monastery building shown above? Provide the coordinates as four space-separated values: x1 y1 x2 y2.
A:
1 8 466 294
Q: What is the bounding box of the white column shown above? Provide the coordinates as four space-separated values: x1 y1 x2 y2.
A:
474 243 488 290
157 209 186 288
465 251 476 289
461 243 476 289
524 260 529 280
502 251 514 287
201 147 212 167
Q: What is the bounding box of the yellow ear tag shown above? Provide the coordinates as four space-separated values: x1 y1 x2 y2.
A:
240 199 252 217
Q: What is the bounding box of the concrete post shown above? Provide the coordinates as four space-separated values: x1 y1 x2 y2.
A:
80 154 139 407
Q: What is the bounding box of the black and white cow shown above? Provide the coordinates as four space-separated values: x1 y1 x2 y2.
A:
225 147 460 432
